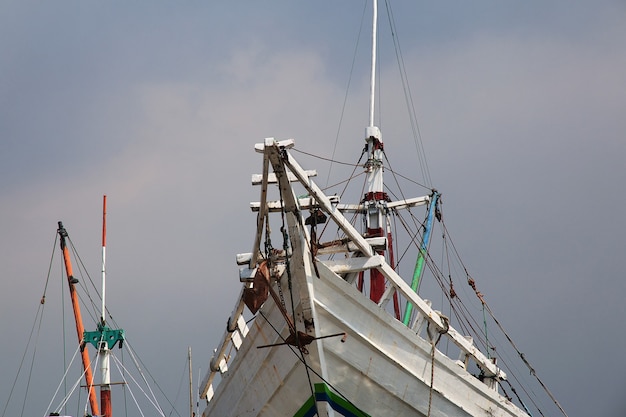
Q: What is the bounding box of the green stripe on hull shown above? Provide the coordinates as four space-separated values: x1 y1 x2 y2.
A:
293 383 371 417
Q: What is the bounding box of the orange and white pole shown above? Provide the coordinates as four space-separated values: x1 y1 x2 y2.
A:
102 194 107 325
100 195 112 417
58 222 101 417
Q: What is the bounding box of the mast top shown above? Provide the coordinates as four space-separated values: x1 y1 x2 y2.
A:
101 194 107 325
366 126 381 142
366 0 381 145
368 0 379 134
364 0 384 196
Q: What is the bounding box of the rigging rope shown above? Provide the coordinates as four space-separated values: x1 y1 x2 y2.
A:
325 0 368 189
67 237 102 323
68 234 172 417
111 354 165 416
294 148 431 191
483 303 490 359
503 379 534 417
123 341 167 416
294 146 366 251
482 300 568 417
20 302 43 415
258 310 368 417
383 0 433 187
81 346 101 417
434 219 566 416
3 229 178 417
45 345 83 415
118 338 177 417
425 315 448 417
390 205 563 417
1 232 57 417
428 343 436 417
111 357 148 417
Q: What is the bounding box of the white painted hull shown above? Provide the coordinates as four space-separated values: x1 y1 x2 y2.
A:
202 257 527 417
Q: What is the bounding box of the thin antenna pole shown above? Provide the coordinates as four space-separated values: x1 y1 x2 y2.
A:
369 0 378 127
100 194 112 417
189 347 193 417
102 194 107 324
196 367 201 417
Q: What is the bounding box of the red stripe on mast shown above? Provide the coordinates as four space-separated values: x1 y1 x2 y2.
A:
102 195 107 247
101 195 112 417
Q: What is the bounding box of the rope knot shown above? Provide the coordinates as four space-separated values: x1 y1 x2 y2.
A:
426 313 449 346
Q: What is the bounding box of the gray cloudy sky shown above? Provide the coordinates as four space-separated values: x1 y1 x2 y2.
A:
1 1 625 416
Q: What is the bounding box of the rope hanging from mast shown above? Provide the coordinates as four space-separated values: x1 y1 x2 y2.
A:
1 233 58 417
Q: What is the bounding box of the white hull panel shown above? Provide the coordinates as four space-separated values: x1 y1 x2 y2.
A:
202 260 526 417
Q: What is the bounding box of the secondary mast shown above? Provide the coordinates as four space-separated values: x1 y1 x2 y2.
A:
57 222 101 416
189 347 194 417
82 195 125 417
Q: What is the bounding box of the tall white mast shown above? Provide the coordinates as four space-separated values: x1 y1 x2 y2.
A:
365 0 383 193
102 194 107 325
364 0 387 303
369 0 377 128
365 0 383 200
